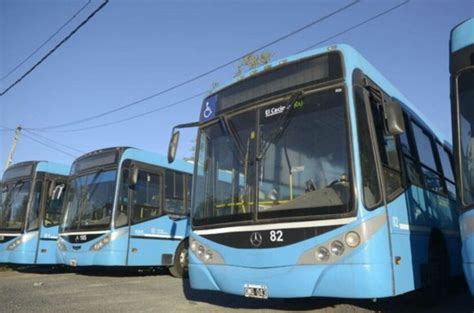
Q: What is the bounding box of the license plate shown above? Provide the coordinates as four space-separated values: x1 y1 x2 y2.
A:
244 284 268 299
69 259 77 267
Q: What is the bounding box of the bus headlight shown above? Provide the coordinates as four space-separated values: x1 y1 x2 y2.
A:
345 231 361 248
57 239 67 251
90 235 111 251
316 246 330 262
189 237 224 264
190 239 198 252
330 240 345 256
197 245 205 257
7 238 23 251
204 250 213 261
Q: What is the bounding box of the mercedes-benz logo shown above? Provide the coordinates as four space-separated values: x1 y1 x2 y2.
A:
250 232 263 247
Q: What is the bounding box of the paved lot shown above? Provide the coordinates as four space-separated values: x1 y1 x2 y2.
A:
0 267 472 313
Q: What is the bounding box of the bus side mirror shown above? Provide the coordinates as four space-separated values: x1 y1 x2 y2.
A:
168 131 180 163
129 167 139 189
385 100 405 136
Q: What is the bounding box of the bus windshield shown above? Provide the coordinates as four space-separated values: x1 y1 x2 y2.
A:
193 87 352 226
61 170 117 232
458 68 474 207
0 180 32 232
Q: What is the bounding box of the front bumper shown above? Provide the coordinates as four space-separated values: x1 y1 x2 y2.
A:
59 250 127 267
189 259 394 299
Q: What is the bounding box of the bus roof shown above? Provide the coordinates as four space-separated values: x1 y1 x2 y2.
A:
450 17 474 53
2 160 70 181
119 147 194 175
36 161 70 176
209 44 450 147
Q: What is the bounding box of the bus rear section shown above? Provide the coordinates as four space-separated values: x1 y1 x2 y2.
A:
58 147 192 277
450 17 474 295
0 161 69 266
172 45 461 300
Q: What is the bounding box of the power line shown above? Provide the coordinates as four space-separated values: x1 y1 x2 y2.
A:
31 0 410 134
0 0 109 96
23 129 85 154
1 0 92 81
27 0 360 131
21 132 78 158
298 0 410 53
41 91 206 133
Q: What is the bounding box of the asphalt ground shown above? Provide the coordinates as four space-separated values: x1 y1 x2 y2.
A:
0 267 472 313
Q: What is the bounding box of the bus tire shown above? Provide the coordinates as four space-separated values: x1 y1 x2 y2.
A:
421 231 449 307
169 240 188 278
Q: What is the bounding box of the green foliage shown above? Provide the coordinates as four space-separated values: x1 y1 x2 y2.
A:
208 81 220 95
234 51 273 78
183 139 196 162
186 51 274 162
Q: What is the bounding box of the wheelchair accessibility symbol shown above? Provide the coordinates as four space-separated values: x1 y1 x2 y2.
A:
202 96 216 121
203 101 213 119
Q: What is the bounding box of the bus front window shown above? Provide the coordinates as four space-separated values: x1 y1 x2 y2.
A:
257 88 351 219
193 111 256 226
193 87 352 226
0 181 31 232
61 170 117 232
458 68 474 207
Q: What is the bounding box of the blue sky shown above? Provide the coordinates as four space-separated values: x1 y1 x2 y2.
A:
0 0 473 168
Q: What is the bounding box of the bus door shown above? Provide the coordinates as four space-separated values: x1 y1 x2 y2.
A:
35 176 66 264
364 81 413 295
126 164 164 266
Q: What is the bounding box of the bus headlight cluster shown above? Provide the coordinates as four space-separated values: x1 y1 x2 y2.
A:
7 238 23 251
90 235 111 251
313 231 361 262
57 239 67 251
189 238 223 264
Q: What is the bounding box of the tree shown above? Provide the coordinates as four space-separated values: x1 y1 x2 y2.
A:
183 51 273 162
183 139 196 163
208 81 220 95
234 51 273 78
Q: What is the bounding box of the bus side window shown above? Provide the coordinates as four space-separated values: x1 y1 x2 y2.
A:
44 180 66 227
437 144 456 200
368 91 403 201
165 170 185 215
354 86 382 209
132 171 161 223
115 169 129 228
399 114 423 187
411 122 445 195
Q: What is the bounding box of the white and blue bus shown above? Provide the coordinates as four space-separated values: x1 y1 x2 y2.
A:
450 17 474 295
58 147 192 277
0 161 69 265
168 44 462 301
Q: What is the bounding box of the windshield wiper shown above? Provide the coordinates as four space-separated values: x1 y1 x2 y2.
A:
219 116 245 160
257 91 304 160
3 180 24 211
77 169 105 229
86 169 105 202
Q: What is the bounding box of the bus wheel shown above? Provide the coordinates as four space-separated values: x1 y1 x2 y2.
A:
169 240 188 278
421 232 449 306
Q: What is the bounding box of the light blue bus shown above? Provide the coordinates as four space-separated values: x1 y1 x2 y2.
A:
0 161 69 265
58 147 192 277
450 17 474 295
168 44 462 301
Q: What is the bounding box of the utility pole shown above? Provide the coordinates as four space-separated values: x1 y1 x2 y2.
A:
4 126 21 171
